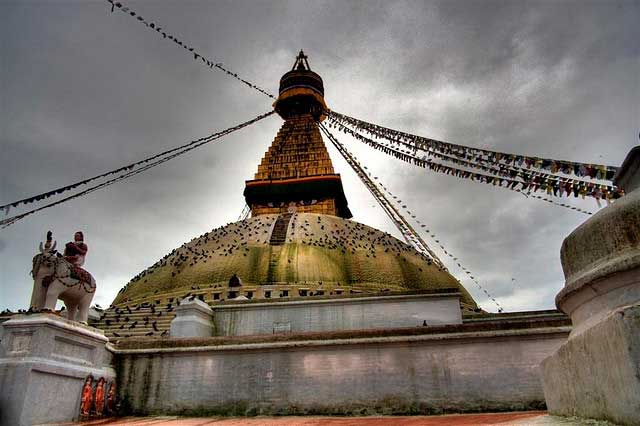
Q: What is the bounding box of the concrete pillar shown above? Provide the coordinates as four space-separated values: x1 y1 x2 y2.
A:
541 146 640 426
0 313 115 426
169 298 214 338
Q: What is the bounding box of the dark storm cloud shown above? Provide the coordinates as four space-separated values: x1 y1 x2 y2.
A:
1 0 638 312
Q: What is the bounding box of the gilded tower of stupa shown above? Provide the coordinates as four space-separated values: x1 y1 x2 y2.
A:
244 51 351 218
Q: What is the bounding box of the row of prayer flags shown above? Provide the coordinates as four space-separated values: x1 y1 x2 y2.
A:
329 110 619 182
328 117 623 207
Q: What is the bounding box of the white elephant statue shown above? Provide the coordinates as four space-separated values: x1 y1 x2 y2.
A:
30 232 96 323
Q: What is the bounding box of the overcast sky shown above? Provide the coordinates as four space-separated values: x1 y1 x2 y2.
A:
1 0 638 313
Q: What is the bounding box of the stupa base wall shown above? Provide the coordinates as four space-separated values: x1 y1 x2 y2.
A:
210 293 463 337
115 325 568 416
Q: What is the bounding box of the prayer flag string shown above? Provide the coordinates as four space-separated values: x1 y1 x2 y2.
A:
0 111 275 229
371 176 504 313
343 121 618 201
328 110 619 182
0 111 274 215
327 117 597 215
321 124 503 313
319 123 446 268
328 114 621 205
105 0 275 100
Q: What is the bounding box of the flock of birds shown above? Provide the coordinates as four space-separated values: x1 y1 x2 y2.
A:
119 213 441 302
119 216 277 295
95 291 219 339
94 301 175 339
287 214 438 268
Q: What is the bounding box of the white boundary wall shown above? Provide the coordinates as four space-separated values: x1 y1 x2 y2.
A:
116 326 569 416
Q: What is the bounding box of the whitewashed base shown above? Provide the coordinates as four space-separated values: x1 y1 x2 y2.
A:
0 314 115 426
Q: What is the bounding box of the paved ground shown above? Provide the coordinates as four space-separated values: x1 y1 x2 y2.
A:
41 411 617 426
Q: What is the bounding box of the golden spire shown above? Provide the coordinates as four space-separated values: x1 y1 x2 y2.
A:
244 52 351 218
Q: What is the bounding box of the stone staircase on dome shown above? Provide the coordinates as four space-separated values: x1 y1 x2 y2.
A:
266 247 282 284
269 213 293 245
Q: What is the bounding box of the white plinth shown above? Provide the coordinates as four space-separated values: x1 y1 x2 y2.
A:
0 313 115 426
170 298 215 338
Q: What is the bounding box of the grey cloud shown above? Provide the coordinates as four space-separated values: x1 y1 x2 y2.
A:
1 0 637 312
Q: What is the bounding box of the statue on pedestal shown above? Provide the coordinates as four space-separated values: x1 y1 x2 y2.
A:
30 231 96 323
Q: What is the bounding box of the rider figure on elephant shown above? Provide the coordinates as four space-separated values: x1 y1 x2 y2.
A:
30 231 96 323
64 231 88 267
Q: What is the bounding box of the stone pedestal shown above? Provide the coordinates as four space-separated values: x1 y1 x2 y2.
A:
0 313 115 426
169 298 214 338
541 146 640 426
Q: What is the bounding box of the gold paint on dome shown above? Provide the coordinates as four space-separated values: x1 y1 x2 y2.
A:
114 213 478 309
